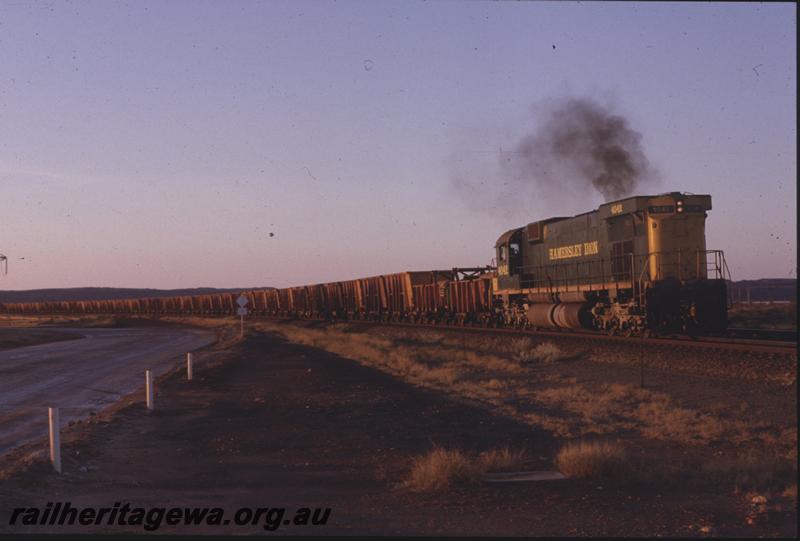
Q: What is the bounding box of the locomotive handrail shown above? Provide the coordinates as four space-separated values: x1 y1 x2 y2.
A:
721 252 732 282
637 255 651 306
633 249 730 283
519 255 636 292
514 249 730 294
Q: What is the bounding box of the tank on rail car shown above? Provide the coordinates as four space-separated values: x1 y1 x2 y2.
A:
492 192 730 334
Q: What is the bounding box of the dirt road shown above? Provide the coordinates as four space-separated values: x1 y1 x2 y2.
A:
0 327 215 454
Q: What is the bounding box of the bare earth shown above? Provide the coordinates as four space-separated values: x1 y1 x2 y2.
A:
0 322 795 536
0 328 82 352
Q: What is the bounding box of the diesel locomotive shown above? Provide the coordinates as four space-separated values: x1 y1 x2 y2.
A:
492 192 730 335
0 192 730 336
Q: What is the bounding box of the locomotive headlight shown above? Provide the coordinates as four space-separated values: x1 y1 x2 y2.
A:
676 200 684 213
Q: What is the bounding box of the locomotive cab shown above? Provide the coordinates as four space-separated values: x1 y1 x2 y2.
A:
495 227 523 290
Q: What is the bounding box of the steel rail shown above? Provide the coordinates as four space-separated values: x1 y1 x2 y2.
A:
254 316 796 355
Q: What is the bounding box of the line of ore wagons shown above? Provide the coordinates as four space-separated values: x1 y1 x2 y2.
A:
0 271 495 323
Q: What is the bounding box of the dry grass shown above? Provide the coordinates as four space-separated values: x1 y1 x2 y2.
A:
511 338 564 364
701 451 797 493
479 447 528 472
403 445 529 491
555 440 629 479
256 322 526 397
510 337 535 363
551 440 797 490
403 447 484 491
485 378 505 390
424 366 461 386
255 322 793 456
162 316 246 330
255 321 795 496
530 382 764 447
461 349 526 373
0 315 52 327
416 332 446 344
0 314 120 328
532 342 564 363
728 302 796 330
553 444 799 490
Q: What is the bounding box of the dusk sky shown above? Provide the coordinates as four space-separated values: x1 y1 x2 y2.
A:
0 1 795 290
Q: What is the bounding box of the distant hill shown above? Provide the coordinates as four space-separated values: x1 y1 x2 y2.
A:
0 287 273 304
727 279 796 303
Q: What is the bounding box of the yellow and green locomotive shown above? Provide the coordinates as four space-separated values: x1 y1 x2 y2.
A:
493 192 730 334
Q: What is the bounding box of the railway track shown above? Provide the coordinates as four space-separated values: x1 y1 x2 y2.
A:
724 327 797 342
8 312 795 355
273 317 797 355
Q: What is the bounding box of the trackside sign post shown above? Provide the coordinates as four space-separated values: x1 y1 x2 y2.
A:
237 294 249 338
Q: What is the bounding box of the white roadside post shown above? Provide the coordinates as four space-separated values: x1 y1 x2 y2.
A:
48 407 61 474
186 352 193 381
236 294 249 338
145 370 154 411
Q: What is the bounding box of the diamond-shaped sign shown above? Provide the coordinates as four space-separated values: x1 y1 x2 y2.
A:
237 294 249 307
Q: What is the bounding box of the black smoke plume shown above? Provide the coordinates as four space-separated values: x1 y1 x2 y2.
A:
505 97 655 201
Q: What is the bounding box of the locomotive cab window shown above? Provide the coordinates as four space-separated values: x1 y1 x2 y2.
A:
498 245 507 262
508 241 522 275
